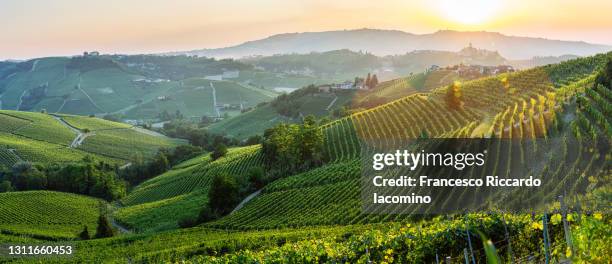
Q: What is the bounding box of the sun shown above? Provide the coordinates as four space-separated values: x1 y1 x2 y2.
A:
437 0 502 25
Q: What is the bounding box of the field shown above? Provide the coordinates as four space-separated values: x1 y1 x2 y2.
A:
0 191 104 240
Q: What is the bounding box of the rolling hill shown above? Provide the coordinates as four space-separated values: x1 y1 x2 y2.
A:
0 110 182 167
171 28 611 60
0 51 609 263
120 52 610 233
0 56 282 120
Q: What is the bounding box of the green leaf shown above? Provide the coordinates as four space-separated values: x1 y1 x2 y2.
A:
477 231 501 264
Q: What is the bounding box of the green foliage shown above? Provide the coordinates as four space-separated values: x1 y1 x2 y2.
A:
3 160 126 201
79 225 90 240
478 231 502 264
117 146 263 231
210 143 228 161
445 81 463 109
0 180 14 192
262 115 325 175
95 215 115 238
207 173 240 217
594 56 612 88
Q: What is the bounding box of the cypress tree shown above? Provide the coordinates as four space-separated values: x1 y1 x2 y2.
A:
79 225 90 240
95 215 114 238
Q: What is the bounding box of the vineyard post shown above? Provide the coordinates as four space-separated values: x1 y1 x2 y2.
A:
559 195 574 255
542 213 551 264
502 212 514 263
464 215 476 264
436 251 440 264
445 256 451 264
463 248 469 264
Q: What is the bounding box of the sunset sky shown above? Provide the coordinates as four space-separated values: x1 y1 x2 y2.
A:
1 0 611 60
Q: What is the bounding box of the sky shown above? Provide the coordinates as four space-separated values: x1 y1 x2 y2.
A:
1 0 611 60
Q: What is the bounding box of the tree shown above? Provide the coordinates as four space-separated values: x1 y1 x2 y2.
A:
244 135 262 146
0 180 13 193
210 143 228 161
95 215 115 238
595 57 612 88
247 167 265 190
10 162 46 190
419 129 429 139
445 81 463 109
365 73 371 88
79 225 90 240
207 174 240 216
370 74 379 88
148 152 170 176
262 116 325 174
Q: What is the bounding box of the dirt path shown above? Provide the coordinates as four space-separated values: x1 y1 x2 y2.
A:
30 60 39 72
231 190 261 214
15 90 27 110
326 95 338 110
210 82 221 118
77 76 105 112
131 126 165 137
108 203 132 234
50 114 93 148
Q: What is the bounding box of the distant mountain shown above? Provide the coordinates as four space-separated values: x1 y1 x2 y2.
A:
169 29 611 60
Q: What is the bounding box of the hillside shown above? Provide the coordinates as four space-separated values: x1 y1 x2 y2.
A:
0 191 104 240
0 56 281 120
115 145 263 232
171 28 611 60
244 47 510 81
208 68 469 140
0 52 609 264
208 89 357 140
0 110 182 166
127 52 610 232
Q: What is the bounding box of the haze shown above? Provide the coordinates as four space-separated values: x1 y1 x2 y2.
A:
1 0 611 60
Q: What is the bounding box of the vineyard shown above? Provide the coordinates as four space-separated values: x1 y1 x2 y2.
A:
59 114 182 161
0 52 610 263
116 145 264 231
0 111 182 167
208 53 612 231
0 111 75 146
0 191 104 240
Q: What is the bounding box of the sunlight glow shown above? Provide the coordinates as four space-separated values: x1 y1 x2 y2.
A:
437 0 503 25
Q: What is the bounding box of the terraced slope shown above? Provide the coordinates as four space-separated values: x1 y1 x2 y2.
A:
205 53 611 230
0 191 104 240
0 110 116 165
59 114 183 160
0 110 182 166
208 90 356 140
115 145 264 231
